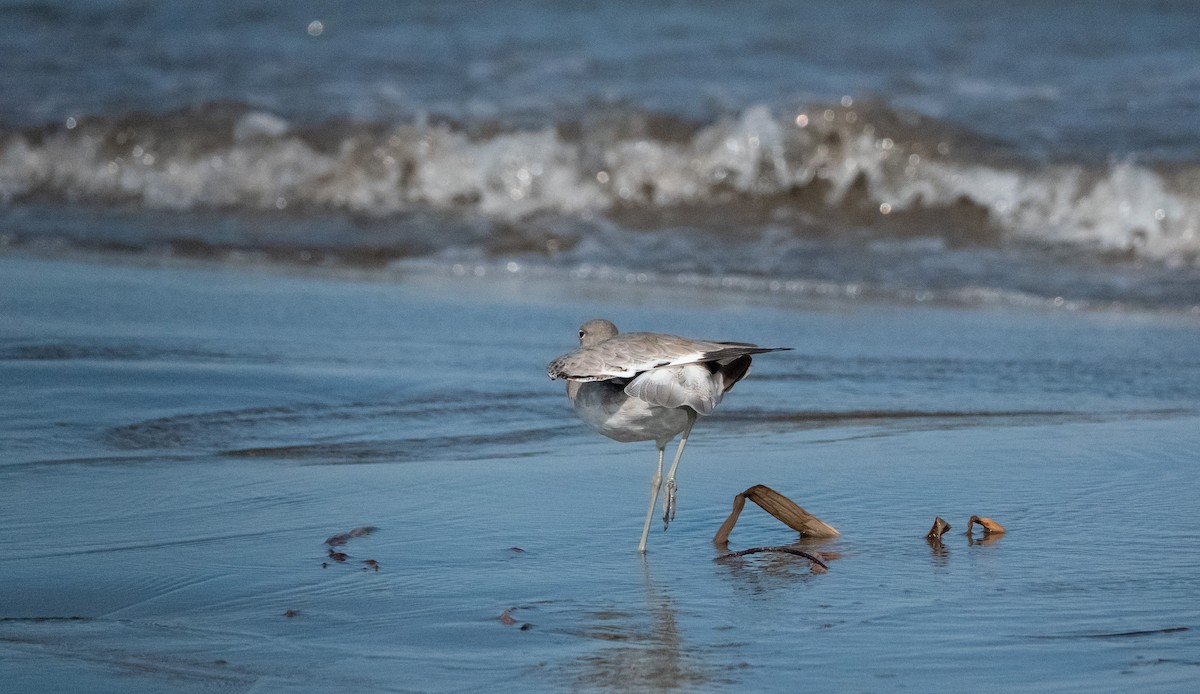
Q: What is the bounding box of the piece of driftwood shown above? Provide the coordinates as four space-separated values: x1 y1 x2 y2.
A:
718 546 829 569
926 516 952 540
713 484 839 545
967 515 1006 534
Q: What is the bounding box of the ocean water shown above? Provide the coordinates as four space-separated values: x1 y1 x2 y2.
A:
3 2 1200 691
2 256 1199 692
1 1 1199 310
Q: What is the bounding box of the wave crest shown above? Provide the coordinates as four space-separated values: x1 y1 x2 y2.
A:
2 102 1198 265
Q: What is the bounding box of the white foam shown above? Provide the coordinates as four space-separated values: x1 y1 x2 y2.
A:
1 105 1198 265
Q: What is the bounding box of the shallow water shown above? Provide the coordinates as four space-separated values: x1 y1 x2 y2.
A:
5 3 1200 689
2 255 1198 691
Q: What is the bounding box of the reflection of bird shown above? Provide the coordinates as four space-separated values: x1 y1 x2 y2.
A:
547 319 789 552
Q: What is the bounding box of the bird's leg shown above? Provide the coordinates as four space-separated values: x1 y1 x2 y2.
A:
638 444 666 553
663 410 697 530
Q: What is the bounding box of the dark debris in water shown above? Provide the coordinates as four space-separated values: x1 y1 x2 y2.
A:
926 516 951 540
497 607 535 631
0 616 93 623
967 515 1006 535
1037 627 1189 640
319 526 379 572
712 484 838 545
717 546 830 571
709 485 1029 575
325 526 377 547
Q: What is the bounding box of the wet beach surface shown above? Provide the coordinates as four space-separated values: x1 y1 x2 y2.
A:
2 255 1198 692
5 2 1200 690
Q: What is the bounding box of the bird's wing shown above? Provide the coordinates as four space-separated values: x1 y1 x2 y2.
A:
622 363 722 415
547 332 787 381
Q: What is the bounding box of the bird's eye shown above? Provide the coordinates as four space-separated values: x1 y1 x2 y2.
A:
578 329 586 339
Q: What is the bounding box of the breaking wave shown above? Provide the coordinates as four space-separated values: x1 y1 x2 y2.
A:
2 101 1199 267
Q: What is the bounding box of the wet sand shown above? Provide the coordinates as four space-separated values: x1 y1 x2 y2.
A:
2 255 1199 692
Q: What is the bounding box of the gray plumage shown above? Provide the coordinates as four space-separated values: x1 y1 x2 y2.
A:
547 318 790 552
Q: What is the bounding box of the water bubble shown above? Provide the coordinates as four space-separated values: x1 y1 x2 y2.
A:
65 117 77 130
1154 208 1166 221
844 112 857 124
595 171 610 184
275 197 288 210
506 261 519 273
307 20 324 37
879 203 892 214
840 95 853 107
823 109 835 122
937 142 950 155
795 113 809 127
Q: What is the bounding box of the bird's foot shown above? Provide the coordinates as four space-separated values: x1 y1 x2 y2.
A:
663 479 677 529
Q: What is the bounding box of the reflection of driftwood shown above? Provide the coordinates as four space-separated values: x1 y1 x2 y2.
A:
713 484 839 545
719 546 829 569
967 515 1005 534
926 516 951 540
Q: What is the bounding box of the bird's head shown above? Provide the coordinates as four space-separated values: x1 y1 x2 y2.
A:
578 318 618 347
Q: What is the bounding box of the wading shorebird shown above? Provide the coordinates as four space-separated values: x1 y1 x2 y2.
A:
547 319 790 552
